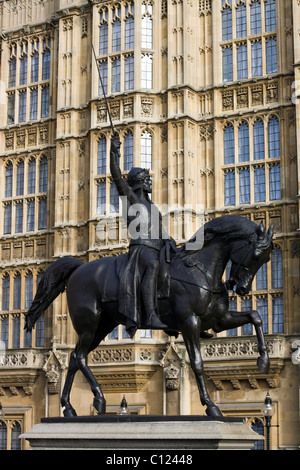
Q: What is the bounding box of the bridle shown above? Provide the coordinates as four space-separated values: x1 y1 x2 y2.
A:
226 235 257 290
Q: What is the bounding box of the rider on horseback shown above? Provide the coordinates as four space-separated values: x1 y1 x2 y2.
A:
110 133 176 336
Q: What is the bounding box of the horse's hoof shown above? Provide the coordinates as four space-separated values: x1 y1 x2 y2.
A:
206 405 223 418
63 405 77 417
94 397 106 414
257 355 270 374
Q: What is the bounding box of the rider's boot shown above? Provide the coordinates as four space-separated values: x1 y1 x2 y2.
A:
142 267 167 329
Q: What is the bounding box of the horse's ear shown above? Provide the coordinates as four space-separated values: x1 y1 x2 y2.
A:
257 221 265 239
268 225 274 239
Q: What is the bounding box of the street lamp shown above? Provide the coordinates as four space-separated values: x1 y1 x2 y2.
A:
118 395 129 415
261 392 275 450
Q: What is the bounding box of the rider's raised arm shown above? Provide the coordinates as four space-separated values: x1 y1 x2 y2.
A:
110 133 137 207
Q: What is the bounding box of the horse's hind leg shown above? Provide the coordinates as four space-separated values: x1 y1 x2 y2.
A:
76 330 106 414
214 309 270 374
181 314 223 417
61 350 78 417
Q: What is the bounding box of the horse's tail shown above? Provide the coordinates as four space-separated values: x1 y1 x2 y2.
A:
24 257 83 332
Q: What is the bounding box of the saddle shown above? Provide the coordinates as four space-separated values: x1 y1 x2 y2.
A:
101 245 171 303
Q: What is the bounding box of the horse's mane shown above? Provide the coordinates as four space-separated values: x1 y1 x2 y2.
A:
179 215 259 257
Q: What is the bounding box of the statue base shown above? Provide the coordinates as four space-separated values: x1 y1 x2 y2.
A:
21 415 263 450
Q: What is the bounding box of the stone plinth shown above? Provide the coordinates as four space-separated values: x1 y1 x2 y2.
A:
21 415 263 450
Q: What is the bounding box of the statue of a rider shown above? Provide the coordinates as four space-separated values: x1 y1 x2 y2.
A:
110 132 176 337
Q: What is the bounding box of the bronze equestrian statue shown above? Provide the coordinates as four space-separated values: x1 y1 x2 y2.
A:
25 210 273 418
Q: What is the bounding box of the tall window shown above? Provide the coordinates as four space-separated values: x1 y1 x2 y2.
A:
250 0 261 35
9 58 16 87
241 298 253 335
257 296 268 334
4 204 12 235
266 38 277 74
98 61 108 95
41 85 49 118
141 54 153 89
110 182 119 213
222 5 232 41
125 16 134 49
239 168 250 204
238 123 249 162
27 160 36 194
42 47 51 80
141 13 152 49
16 161 24 196
18 90 27 122
27 200 35 232
271 248 283 289
124 132 133 171
5 163 13 198
265 0 276 32
19 55 28 85
224 170 235 206
99 23 108 55
111 58 121 93
272 296 284 333
13 274 21 310
269 163 281 200
38 198 47 230
97 181 106 215
7 93 15 125
268 117 280 158
30 88 38 120
97 137 107 174
141 131 152 169
31 51 39 82
2 275 10 311
224 125 234 165
15 202 24 233
253 120 265 160
222 46 233 82
237 44 248 80
39 157 48 192
254 166 266 202
112 19 121 52
25 273 33 310
251 40 262 77
125 55 134 90
236 4 247 38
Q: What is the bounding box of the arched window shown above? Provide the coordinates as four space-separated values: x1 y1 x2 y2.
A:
224 125 234 165
250 0 261 35
222 6 232 41
141 131 152 169
238 122 249 162
5 162 13 198
99 22 108 55
112 19 121 52
97 137 107 174
268 117 280 158
11 422 21 450
265 0 276 32
253 120 265 160
124 132 133 171
31 51 39 82
2 275 10 311
125 16 134 49
236 3 247 38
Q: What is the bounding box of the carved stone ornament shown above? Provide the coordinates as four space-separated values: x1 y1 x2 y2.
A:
164 363 180 390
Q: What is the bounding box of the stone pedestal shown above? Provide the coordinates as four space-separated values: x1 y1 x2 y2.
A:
21 415 263 450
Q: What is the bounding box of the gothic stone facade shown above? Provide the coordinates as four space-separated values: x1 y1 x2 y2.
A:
0 0 299 450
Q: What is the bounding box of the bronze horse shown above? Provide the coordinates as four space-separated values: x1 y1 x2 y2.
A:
25 215 273 418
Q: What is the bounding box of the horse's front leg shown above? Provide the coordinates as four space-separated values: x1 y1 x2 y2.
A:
181 314 223 417
214 309 270 374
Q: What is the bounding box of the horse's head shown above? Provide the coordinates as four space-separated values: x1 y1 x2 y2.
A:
227 222 274 296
